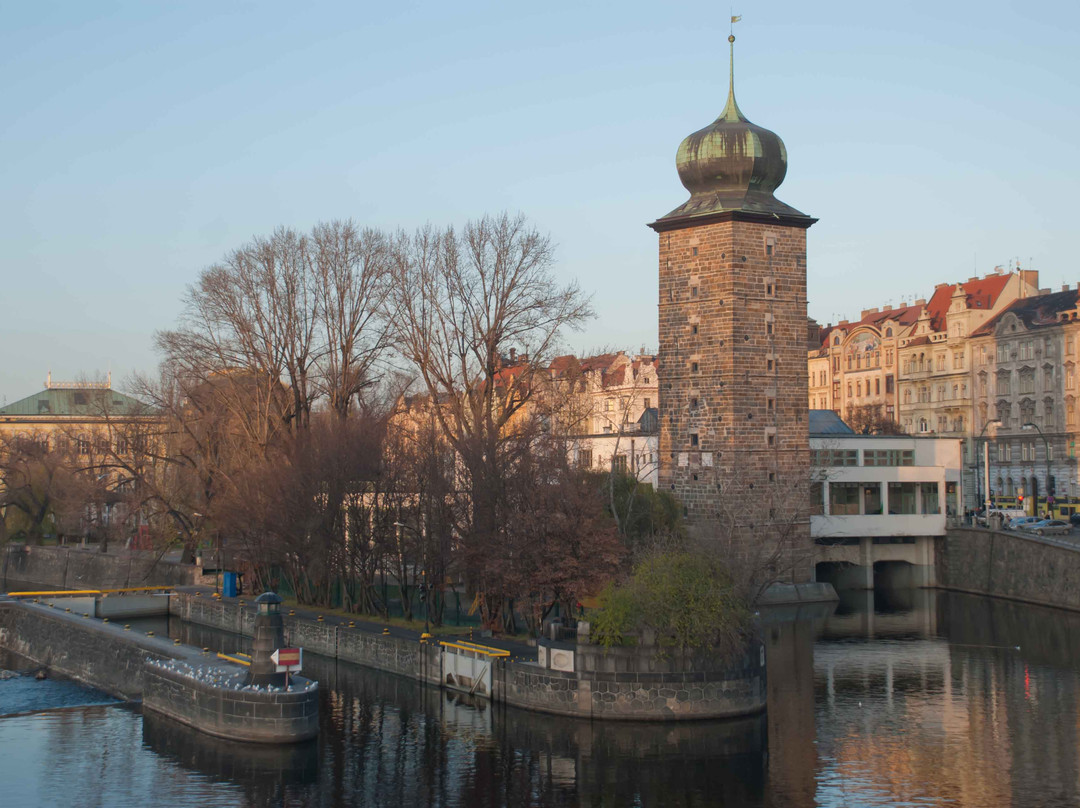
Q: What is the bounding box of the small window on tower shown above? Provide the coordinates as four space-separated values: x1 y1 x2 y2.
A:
766 322 774 336
767 434 775 447
691 362 699 373
765 236 776 256
690 397 699 410
690 432 699 447
691 324 699 335
767 397 775 413
766 282 774 296
692 247 698 256
768 472 776 482
690 286 699 298
767 359 774 372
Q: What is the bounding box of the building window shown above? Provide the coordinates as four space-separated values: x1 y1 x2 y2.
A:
997 344 1011 363
690 286 699 298
612 455 628 473
863 449 915 467
689 432 699 447
920 482 940 514
875 378 881 396
936 355 946 371
829 482 861 515
691 362 699 373
811 449 858 467
886 375 895 394
863 484 883 514
691 324 699 335
997 372 1011 395
578 449 592 468
767 397 775 413
888 482 918 514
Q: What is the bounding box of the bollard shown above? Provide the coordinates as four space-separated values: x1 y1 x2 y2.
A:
289 609 296 616
102 617 109 623
147 630 155 637
83 613 90 618
348 621 355 628
65 607 71 613
382 627 390 635
174 639 181 646
317 615 324 622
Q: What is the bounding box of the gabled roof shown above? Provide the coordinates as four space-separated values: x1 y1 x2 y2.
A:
924 275 1011 330
0 386 149 418
816 304 922 350
971 289 1080 338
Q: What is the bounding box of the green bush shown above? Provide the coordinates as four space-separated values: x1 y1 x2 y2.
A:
588 551 750 655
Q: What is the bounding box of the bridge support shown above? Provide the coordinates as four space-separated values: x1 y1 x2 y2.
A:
814 536 938 591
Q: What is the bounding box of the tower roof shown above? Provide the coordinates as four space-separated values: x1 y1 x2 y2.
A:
651 35 812 230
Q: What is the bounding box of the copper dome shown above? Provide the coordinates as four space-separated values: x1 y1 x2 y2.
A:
654 37 810 226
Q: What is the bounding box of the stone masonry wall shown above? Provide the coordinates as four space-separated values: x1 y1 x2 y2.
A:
2 545 199 590
172 592 763 720
170 592 443 686
0 600 176 699
939 527 1080 611
656 216 812 581
143 664 318 743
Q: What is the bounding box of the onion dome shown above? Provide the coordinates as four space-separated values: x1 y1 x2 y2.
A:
654 36 810 226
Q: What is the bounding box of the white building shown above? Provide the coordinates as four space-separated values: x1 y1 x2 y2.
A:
810 410 963 590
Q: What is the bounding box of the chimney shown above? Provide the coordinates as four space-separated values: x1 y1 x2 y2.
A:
509 348 517 362
915 298 926 306
1064 285 1070 293
968 277 979 283
883 304 893 311
860 307 879 319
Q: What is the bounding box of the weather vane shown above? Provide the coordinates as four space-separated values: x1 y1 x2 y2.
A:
730 11 741 39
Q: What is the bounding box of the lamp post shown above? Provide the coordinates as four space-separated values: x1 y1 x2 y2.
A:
393 520 429 635
977 419 1003 517
1022 422 1052 517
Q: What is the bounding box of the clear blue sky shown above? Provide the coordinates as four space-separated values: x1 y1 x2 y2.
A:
2 0 1078 402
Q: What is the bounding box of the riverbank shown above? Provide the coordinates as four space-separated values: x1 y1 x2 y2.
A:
171 590 767 721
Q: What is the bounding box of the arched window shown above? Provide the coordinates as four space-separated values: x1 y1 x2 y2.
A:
1006 477 1014 496
834 335 841 346
904 389 912 404
885 327 893 337
857 381 862 397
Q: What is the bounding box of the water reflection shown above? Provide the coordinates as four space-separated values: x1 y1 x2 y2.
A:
9 588 1080 806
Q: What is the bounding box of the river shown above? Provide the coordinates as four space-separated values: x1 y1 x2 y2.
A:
2 588 1079 807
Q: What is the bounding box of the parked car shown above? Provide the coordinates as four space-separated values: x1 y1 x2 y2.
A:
1022 519 1072 536
1007 516 1042 531
1070 513 1080 527
979 508 1026 527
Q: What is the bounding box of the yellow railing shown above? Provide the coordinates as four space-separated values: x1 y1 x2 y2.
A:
439 640 510 658
7 586 175 597
216 652 251 666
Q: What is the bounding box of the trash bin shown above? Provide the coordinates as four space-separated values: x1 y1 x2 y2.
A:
223 572 238 598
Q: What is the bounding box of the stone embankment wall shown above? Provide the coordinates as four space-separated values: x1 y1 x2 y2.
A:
0 598 176 698
939 528 1080 612
501 641 766 720
170 592 766 721
2 545 200 590
143 664 318 743
0 600 318 743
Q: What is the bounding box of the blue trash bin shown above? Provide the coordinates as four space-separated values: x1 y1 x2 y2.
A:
223 572 238 598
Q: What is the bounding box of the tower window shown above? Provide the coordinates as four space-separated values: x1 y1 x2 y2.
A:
767 359 774 372
767 434 775 447
690 286 699 298
692 247 698 256
766 282 774 296
766 322 774 336
690 397 699 410
768 472 776 482
690 432 699 447
691 324 699 335
767 397 775 413
691 362 699 373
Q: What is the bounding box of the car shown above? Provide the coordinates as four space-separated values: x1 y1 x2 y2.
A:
1007 516 1042 530
1071 512 1080 527
1022 519 1071 536
979 508 1026 527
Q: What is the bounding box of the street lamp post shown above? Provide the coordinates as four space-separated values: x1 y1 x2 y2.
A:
977 419 1003 518
1022 422 1052 517
393 520 429 635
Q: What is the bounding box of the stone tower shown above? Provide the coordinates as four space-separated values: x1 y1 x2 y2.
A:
648 35 816 582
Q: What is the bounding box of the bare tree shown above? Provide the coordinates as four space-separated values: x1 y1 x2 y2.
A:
389 213 593 628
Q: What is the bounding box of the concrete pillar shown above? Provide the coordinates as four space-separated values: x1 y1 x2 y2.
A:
248 592 287 687
859 536 874 589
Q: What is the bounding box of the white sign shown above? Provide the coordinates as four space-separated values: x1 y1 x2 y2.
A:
271 647 303 673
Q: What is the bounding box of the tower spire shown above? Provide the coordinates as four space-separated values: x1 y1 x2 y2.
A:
722 31 744 122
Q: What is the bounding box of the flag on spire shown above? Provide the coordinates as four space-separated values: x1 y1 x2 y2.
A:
731 15 741 23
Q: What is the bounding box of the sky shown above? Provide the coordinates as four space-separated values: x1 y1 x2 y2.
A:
2 0 1078 403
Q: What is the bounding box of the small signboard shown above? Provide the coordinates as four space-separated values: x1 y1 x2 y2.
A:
272 647 303 673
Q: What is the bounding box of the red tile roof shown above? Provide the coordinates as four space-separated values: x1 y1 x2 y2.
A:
924 275 1011 330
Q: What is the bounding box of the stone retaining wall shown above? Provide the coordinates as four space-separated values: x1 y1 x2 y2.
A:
939 528 1080 611
171 592 766 721
2 545 201 590
143 663 318 743
0 599 319 743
